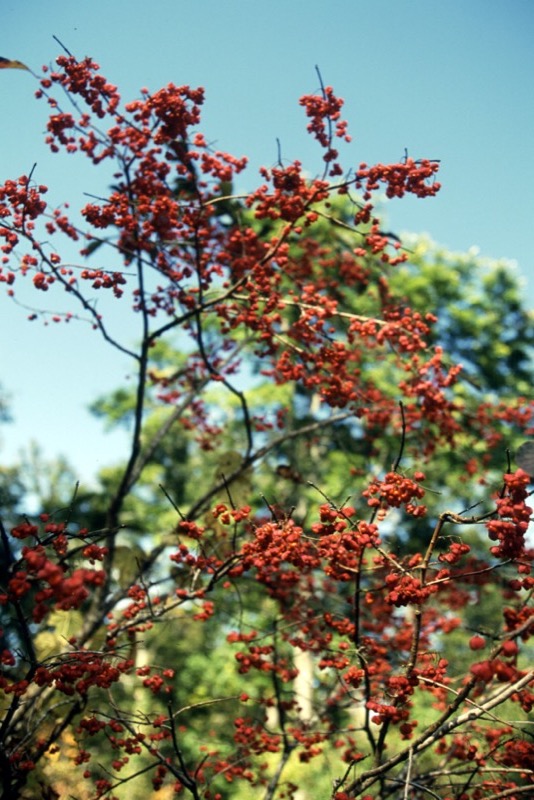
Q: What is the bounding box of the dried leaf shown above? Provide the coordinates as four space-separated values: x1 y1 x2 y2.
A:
0 56 29 71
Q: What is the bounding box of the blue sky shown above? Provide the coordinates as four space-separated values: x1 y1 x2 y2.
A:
1 0 533 483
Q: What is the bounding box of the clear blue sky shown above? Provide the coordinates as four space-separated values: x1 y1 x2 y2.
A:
1 0 533 483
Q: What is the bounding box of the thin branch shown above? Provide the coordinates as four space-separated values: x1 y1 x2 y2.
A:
392 400 406 472
52 35 73 56
159 484 186 520
343 670 534 796
21 163 37 232
314 65 333 182
186 410 354 521
262 623 296 800
13 233 138 359
476 784 534 800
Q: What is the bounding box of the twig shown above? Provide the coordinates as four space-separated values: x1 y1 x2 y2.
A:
392 401 406 472
159 485 185 520
52 35 73 57
21 163 37 232
344 670 534 795
403 747 413 800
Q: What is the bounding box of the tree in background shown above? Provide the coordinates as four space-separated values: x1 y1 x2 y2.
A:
0 54 532 800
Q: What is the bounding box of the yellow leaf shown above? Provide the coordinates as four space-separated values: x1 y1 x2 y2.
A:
113 544 146 589
0 56 29 71
34 609 84 660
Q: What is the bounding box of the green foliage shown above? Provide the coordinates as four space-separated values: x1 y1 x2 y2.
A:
394 235 533 394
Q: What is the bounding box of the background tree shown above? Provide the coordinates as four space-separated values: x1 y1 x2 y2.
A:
0 53 532 800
